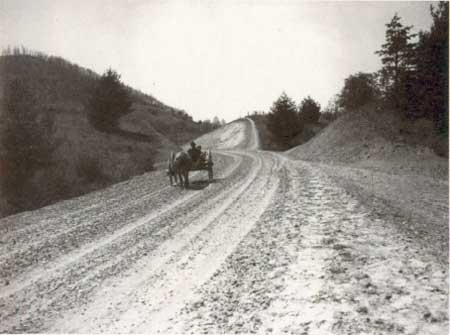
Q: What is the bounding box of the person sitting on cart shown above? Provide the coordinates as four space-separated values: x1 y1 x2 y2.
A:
188 141 201 162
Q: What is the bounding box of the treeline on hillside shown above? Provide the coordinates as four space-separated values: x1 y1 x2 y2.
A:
338 3 448 131
1 47 98 109
267 94 323 149
1 47 222 134
339 3 448 155
260 2 448 154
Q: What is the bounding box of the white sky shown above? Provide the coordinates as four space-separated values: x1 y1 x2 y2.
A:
0 1 436 122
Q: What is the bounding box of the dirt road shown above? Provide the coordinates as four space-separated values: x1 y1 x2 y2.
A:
0 119 447 334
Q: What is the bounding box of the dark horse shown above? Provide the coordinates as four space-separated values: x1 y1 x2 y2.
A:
167 151 192 188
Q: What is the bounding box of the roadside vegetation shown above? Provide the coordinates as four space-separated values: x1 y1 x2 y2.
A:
256 2 448 155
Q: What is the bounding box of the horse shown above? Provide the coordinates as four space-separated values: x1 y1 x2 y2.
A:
167 151 192 188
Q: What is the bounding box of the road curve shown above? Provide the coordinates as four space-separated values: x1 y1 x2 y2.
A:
0 118 447 334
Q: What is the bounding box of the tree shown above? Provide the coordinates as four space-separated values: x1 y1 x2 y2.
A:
413 2 449 133
1 79 57 213
298 96 321 124
339 72 379 110
89 69 132 131
375 14 417 111
267 92 301 146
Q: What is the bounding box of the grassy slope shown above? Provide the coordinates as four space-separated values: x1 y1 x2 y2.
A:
287 107 448 179
0 54 210 216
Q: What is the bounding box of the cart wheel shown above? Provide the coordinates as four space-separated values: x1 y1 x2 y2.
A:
208 150 212 163
208 167 213 182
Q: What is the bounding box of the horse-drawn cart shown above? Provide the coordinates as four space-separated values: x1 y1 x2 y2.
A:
167 149 213 187
190 150 214 181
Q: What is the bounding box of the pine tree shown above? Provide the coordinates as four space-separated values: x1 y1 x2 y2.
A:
89 69 132 131
414 2 449 133
298 96 321 124
267 92 301 147
375 14 417 111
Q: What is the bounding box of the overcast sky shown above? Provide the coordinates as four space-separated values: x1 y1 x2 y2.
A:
0 1 436 121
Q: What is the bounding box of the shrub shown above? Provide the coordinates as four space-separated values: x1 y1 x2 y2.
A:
88 69 132 131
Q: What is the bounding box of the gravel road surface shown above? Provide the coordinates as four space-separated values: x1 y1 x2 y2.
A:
0 119 447 334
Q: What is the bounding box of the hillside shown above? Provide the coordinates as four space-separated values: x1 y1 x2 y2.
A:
287 107 448 180
0 53 212 216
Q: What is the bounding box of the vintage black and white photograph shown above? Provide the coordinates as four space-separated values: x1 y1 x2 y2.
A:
0 0 448 333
